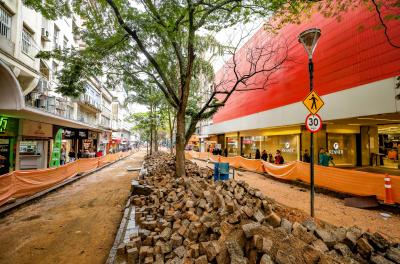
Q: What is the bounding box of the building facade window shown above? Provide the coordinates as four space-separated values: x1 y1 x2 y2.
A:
63 37 68 49
0 6 11 39
53 26 59 49
21 28 34 56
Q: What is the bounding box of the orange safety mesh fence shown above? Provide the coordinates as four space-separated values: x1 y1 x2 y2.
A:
0 151 131 206
186 151 400 204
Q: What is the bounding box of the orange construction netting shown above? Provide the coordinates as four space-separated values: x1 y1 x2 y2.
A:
186 151 399 204
0 152 131 206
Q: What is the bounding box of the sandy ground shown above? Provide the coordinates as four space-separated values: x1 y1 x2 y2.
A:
0 151 145 264
195 160 400 241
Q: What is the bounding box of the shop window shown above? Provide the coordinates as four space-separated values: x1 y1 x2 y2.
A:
263 135 300 162
242 136 264 158
226 137 239 156
327 134 357 166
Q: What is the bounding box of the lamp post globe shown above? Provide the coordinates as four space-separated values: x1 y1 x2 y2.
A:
298 28 321 59
298 28 321 218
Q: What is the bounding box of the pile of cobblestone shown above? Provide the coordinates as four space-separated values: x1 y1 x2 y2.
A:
116 153 400 264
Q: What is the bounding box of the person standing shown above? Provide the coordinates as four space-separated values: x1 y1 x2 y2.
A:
255 149 261 159
268 153 274 163
274 150 284 164
261 150 268 161
60 147 66 165
319 148 334 166
303 149 311 163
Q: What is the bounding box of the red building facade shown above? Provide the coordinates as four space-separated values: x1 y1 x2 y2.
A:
207 4 400 168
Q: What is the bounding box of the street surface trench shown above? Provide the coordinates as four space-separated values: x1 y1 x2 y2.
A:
0 151 145 264
194 159 400 241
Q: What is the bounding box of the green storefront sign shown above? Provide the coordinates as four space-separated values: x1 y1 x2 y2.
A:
49 128 63 168
0 117 8 133
0 116 18 174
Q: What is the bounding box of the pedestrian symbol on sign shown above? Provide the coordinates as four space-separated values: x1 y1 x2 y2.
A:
303 90 324 114
310 94 318 110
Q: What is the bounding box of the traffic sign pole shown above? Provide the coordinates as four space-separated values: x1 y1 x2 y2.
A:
309 58 315 218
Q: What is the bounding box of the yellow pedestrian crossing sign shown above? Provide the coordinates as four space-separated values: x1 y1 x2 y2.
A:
303 90 324 114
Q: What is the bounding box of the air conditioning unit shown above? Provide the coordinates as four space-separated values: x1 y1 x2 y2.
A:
41 28 50 38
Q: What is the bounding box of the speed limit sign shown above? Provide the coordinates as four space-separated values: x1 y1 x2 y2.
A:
305 114 322 133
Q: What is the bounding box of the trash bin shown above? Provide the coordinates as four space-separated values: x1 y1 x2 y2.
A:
214 162 230 181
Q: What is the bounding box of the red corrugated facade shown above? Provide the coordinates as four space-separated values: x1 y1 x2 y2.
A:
212 5 400 124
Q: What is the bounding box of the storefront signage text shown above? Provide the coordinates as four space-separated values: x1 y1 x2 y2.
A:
78 130 88 139
63 128 76 139
281 142 295 153
0 117 8 133
329 142 344 155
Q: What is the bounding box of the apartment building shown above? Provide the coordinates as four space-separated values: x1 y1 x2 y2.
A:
0 1 122 174
110 87 132 151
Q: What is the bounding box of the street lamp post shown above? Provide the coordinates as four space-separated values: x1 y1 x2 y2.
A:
298 28 321 217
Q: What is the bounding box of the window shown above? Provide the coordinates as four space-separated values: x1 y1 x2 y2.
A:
53 26 59 49
52 62 58 80
0 6 11 39
63 37 68 49
21 28 33 56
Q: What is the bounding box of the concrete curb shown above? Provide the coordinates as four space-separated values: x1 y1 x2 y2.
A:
106 160 145 264
0 153 134 216
106 197 132 264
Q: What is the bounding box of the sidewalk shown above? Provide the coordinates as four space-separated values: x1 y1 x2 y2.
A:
194 159 400 241
0 151 145 264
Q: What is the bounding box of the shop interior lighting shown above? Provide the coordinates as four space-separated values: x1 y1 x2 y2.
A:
358 117 400 122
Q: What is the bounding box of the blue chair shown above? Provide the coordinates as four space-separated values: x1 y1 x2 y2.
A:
214 162 230 181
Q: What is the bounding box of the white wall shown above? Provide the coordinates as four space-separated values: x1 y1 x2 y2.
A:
207 77 398 134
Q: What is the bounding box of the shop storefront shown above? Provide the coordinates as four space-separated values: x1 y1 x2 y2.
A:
0 116 18 175
378 124 400 169
19 119 52 170
77 130 98 158
226 136 239 156
327 133 357 167
98 131 111 155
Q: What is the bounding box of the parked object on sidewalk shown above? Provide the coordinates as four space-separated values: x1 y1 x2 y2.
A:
384 174 395 205
344 196 379 209
214 162 230 181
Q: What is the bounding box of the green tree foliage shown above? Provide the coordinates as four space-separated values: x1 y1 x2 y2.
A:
28 0 399 176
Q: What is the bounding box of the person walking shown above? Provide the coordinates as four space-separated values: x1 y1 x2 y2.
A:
60 147 66 165
261 150 268 161
319 148 334 166
68 149 76 162
255 149 261 159
268 153 274 163
303 149 311 163
274 150 284 164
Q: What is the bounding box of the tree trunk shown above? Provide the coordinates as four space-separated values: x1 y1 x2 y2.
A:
175 108 186 177
154 117 158 152
167 107 174 154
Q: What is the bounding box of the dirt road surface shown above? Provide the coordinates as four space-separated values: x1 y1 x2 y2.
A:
0 151 145 264
195 159 400 241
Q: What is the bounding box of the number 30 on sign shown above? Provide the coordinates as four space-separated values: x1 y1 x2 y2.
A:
305 114 322 133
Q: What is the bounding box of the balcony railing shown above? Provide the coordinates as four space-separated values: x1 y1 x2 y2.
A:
25 93 74 120
77 94 101 111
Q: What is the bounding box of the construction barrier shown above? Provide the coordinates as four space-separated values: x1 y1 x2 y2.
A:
0 152 131 207
186 151 400 204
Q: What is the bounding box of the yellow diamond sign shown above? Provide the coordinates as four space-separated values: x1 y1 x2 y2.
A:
303 90 324 114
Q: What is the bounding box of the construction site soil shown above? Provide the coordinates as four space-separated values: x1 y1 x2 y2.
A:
0 151 145 264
